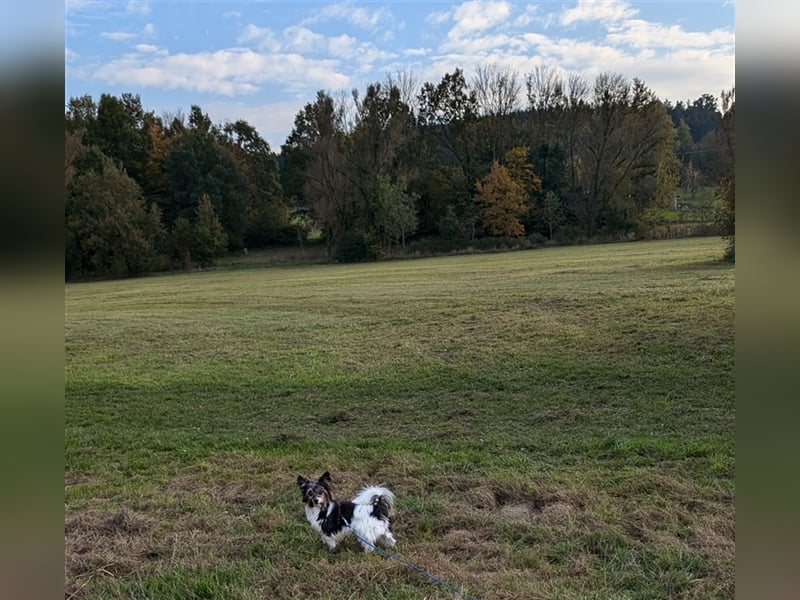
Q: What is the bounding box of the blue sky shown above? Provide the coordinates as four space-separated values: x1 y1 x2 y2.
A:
65 1 735 151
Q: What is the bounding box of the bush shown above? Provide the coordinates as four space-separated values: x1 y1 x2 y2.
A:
526 231 547 246
334 232 375 263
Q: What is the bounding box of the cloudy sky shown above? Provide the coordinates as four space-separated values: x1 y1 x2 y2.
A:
65 1 735 151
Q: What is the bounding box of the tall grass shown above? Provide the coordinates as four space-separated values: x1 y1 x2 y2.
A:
65 237 734 599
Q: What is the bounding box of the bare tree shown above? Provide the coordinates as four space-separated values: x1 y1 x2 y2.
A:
576 73 678 237
563 71 589 187
526 64 565 140
473 63 521 117
385 69 420 116
472 64 522 162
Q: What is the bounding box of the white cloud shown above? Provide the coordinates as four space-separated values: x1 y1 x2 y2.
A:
100 31 137 42
328 34 358 58
91 48 350 97
238 24 267 43
450 1 511 35
443 32 528 56
425 10 451 26
440 1 515 53
125 1 150 16
303 2 390 30
560 0 638 26
513 5 541 28
134 43 165 54
237 24 281 52
523 34 629 69
518 30 734 103
637 48 656 61
236 21 395 75
628 50 735 103
607 20 735 49
283 26 326 53
403 48 429 57
100 22 155 43
203 100 305 150
65 0 112 14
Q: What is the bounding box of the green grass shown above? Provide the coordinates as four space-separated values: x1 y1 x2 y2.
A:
65 237 734 599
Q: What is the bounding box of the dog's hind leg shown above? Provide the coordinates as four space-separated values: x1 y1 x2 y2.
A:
353 531 377 552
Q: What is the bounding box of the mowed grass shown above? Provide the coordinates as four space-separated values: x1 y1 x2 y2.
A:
65 237 734 600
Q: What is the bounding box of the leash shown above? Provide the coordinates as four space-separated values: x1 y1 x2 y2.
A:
343 522 481 600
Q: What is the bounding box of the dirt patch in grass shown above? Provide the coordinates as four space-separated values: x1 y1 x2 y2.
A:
64 469 277 598
440 528 509 566
64 507 165 597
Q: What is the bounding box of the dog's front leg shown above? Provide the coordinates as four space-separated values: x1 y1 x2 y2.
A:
322 535 337 550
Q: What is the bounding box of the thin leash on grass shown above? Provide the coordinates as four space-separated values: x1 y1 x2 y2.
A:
344 522 481 600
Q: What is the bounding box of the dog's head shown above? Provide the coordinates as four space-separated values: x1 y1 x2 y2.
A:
297 471 333 509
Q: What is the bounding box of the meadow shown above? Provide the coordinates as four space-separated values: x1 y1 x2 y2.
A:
65 237 735 599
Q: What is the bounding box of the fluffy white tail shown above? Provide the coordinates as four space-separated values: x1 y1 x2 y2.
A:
353 485 394 507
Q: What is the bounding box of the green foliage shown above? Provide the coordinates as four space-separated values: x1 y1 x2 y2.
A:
418 68 480 185
172 217 194 270
539 191 566 239
288 207 314 247
90 93 149 182
193 194 229 267
163 122 248 250
716 89 735 261
436 205 467 241
65 155 165 279
220 119 287 249
373 176 419 251
333 231 375 262
577 74 679 237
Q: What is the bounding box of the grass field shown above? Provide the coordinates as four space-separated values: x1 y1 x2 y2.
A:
65 237 735 599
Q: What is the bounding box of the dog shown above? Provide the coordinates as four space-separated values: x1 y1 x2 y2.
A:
296 471 397 552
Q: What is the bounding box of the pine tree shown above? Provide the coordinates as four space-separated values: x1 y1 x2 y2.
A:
193 194 229 267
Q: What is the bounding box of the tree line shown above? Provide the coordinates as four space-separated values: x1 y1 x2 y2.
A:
64 65 734 279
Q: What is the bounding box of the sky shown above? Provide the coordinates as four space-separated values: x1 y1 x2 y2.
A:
65 1 735 151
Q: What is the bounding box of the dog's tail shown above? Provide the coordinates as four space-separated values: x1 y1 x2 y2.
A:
353 485 394 519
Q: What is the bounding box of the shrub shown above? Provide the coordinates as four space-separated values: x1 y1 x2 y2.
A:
334 232 375 263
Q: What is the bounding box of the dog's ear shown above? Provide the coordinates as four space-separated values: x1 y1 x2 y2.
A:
319 471 331 485
297 475 309 488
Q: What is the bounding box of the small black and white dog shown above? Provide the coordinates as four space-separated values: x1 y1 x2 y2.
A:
296 471 397 552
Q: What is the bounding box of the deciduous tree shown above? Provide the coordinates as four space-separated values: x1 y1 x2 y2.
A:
475 161 526 237
220 119 287 247
716 88 735 261
66 155 165 278
473 64 521 161
373 175 418 251
576 73 678 236
288 91 354 254
163 106 249 249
